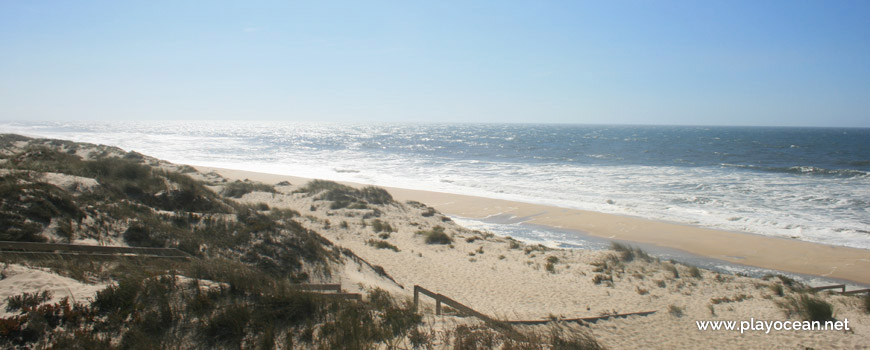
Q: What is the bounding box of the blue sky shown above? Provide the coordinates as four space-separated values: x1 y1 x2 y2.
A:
1 1 868 127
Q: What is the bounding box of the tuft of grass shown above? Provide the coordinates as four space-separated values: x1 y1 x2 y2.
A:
202 303 251 346
545 262 556 274
371 219 395 233
778 294 834 322
366 239 400 252
688 266 702 279
668 304 684 317
663 263 680 279
5 290 52 312
710 294 752 304
610 242 652 263
774 274 807 291
221 180 276 198
295 180 394 209
770 283 785 297
863 294 870 314
416 226 452 245
592 274 613 285
548 327 605 350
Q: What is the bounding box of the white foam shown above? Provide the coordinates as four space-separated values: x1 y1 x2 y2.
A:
3 121 868 250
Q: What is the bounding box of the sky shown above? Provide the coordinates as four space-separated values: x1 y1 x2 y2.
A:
0 1 868 127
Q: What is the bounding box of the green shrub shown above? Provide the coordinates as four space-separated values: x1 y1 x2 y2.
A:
371 219 395 233
549 327 605 350
664 263 680 279
5 291 52 312
863 294 870 314
592 274 612 285
93 276 143 319
366 239 400 252
123 224 166 248
221 180 277 198
202 304 251 346
360 186 394 205
416 226 452 245
545 262 556 274
610 241 652 263
779 294 834 322
770 283 784 297
668 304 684 317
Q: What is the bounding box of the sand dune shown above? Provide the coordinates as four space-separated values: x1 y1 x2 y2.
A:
200 166 870 349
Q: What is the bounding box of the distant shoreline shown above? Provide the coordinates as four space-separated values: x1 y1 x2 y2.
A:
198 165 870 286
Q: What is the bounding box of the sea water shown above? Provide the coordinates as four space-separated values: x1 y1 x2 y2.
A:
3 121 868 252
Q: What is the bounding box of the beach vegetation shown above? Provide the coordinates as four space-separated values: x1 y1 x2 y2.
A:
610 242 652 263
863 294 870 314
778 294 834 322
781 275 807 291
416 226 452 245
421 207 436 217
371 219 395 233
5 291 53 312
710 294 752 304
663 263 680 279
770 283 785 297
548 326 605 350
366 239 400 252
176 164 197 173
668 304 684 317
295 180 394 210
0 136 623 350
592 274 612 285
544 256 559 274
635 287 649 295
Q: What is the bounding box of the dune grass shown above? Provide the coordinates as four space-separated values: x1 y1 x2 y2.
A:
416 226 453 245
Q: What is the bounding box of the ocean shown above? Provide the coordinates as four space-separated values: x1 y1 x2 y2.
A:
3 121 869 251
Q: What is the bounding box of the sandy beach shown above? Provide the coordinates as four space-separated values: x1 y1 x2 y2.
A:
201 166 870 286
192 165 870 349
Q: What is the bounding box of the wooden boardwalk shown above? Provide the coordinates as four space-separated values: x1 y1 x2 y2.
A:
0 241 191 259
811 284 870 295
413 284 657 335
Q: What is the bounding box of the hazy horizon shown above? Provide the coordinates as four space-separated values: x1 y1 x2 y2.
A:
4 119 870 130
2 1 868 128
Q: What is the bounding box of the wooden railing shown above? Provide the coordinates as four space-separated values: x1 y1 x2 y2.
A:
810 284 870 295
413 285 520 338
294 283 361 300
811 284 846 293
841 289 870 295
0 241 191 259
505 311 657 325
413 284 656 339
